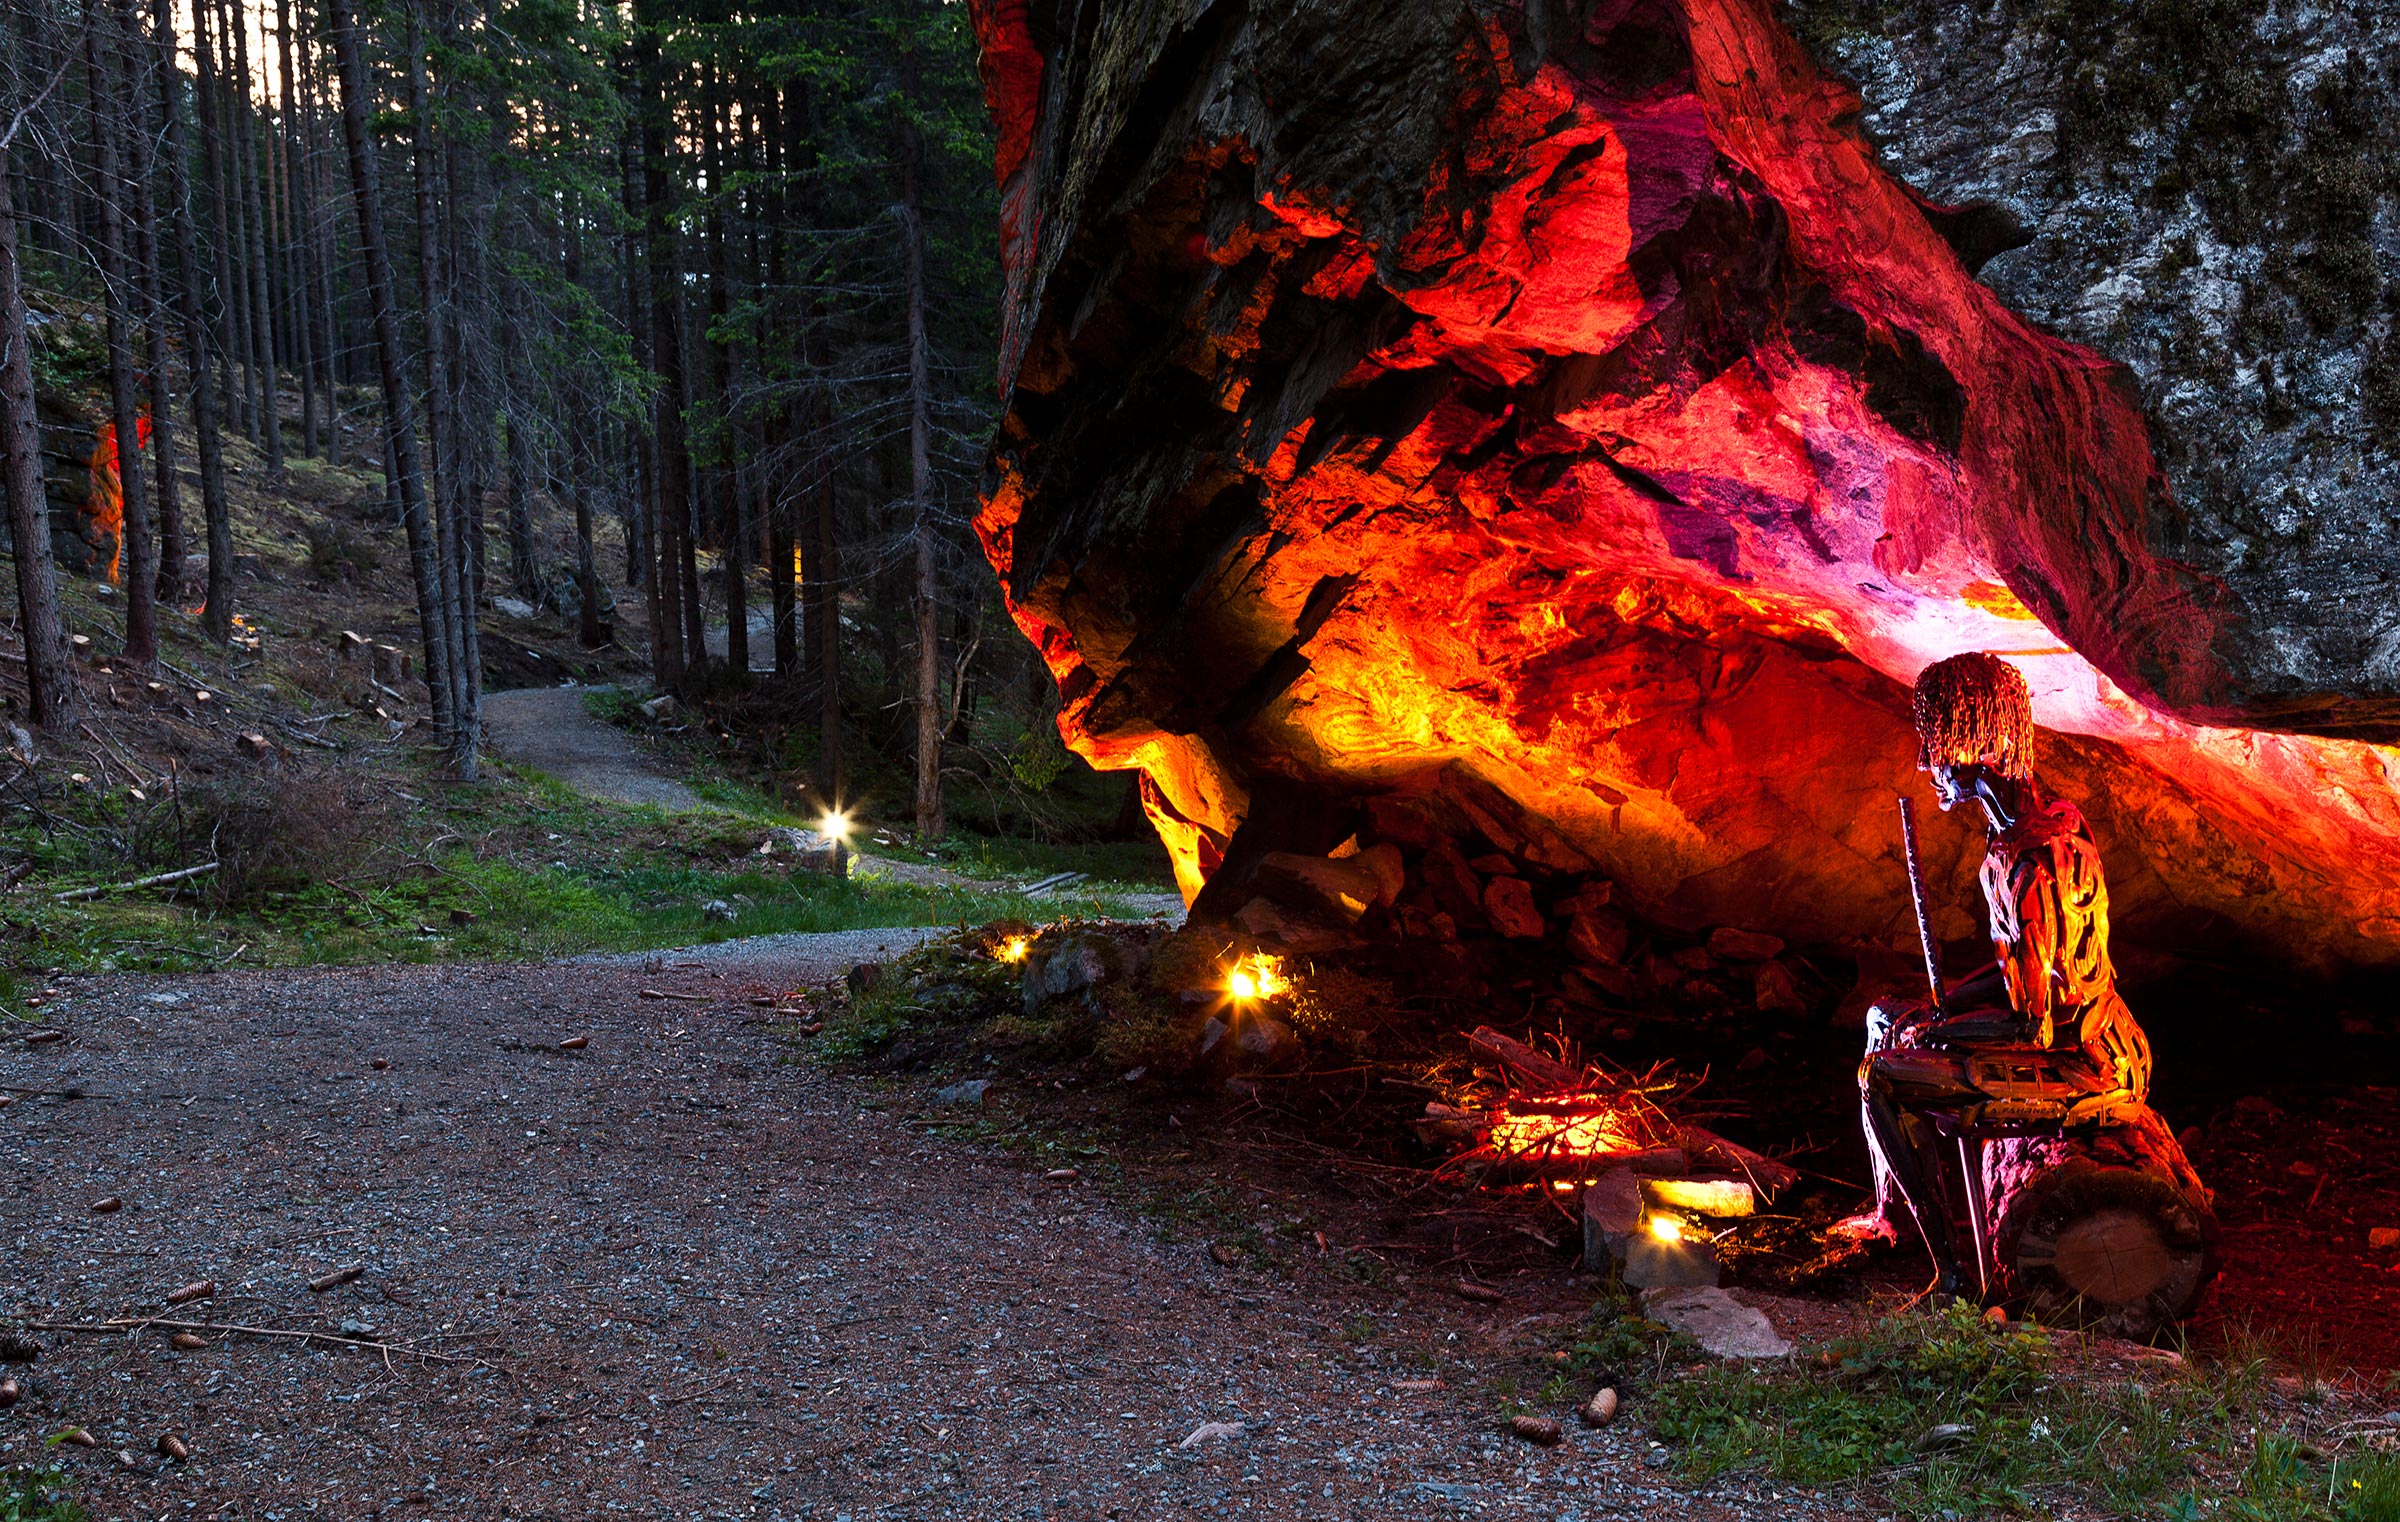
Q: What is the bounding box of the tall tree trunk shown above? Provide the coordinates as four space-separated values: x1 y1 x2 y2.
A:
87 0 158 669
703 79 745 678
303 29 343 466
815 415 841 807
126 0 183 606
503 327 539 602
901 108 940 841
406 3 469 757
192 0 247 439
637 3 691 684
275 0 316 459
327 0 452 736
434 13 478 778
229 0 284 474
156 0 233 640
0 144 79 729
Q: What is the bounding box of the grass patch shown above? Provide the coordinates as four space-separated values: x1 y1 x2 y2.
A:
1648 1301 2399 1519
2 756 1153 976
0 1470 83 1522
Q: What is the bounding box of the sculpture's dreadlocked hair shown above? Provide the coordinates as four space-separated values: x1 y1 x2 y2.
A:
1912 652 2035 782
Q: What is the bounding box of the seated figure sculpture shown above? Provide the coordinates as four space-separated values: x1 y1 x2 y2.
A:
1837 652 2154 1296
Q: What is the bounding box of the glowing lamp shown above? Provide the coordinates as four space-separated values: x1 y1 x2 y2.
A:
996 935 1030 964
1224 955 1286 1004
1646 1213 1684 1244
821 809 853 880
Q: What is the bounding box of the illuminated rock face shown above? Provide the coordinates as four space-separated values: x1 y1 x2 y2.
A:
968 0 2400 970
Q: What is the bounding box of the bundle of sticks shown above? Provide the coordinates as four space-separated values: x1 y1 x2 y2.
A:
1432 1026 1799 1202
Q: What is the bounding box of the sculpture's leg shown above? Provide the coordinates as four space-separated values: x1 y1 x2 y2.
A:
1862 1076 1965 1296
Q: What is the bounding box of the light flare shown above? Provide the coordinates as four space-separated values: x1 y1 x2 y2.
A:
1224 954 1286 1003
1485 1094 1647 1161
996 935 1030 964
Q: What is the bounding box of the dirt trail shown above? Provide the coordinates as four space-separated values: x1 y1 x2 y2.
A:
480 684 1187 918
0 946 1825 1521
480 685 705 810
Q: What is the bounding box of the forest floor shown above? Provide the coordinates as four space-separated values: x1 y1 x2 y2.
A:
9 438 2400 1520
4 946 1808 1522
6 939 2400 1522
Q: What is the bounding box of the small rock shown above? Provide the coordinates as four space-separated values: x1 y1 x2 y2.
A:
91 1196 123 1214
2370 1227 2400 1250
338 1318 379 1338
1208 1243 1241 1266
1177 1421 1245 1448
1641 1286 1792 1358
638 694 677 721
371 1057 390 1070
116 1448 145 1471
1580 1387 1619 1427
1197 1017 1229 1057
1753 959 1810 1017
1507 1415 1562 1447
1566 910 1631 967
1481 875 1545 939
0 1378 19 1407
1233 1014 1301 1068
1644 1446 1671 1470
702 899 736 924
1707 926 1785 962
934 1079 990 1107
558 1035 589 1051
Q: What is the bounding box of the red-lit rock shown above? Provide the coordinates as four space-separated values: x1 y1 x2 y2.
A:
966 0 2400 971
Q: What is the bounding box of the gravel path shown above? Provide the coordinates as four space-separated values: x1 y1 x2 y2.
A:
479 685 1186 920
480 686 704 810
0 941 1838 1521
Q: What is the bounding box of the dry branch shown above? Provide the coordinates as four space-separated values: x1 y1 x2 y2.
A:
20 1319 467 1362
54 862 219 902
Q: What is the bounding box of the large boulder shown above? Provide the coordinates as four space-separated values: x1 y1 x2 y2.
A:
966 0 2400 970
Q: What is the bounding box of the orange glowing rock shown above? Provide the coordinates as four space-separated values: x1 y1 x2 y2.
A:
967 0 2400 971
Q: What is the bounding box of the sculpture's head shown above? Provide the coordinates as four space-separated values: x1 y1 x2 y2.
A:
1912 652 2035 812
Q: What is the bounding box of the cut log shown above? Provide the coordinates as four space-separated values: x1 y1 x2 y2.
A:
1982 1104 2217 1339
1467 1026 1585 1093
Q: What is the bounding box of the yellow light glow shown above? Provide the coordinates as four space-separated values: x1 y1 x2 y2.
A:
1487 1096 1644 1160
996 936 1030 964
1224 955 1286 1003
1647 1214 1683 1244
821 810 852 842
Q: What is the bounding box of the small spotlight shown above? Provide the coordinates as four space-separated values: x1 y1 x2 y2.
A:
1227 968 1259 1002
1647 1213 1684 1244
996 935 1030 964
821 809 853 842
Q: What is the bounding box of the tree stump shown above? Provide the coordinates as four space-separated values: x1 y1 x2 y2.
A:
1982 1104 2217 1339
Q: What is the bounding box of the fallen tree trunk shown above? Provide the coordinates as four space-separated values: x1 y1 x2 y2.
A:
1983 1105 2217 1338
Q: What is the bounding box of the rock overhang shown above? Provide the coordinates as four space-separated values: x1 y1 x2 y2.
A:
967 0 2400 973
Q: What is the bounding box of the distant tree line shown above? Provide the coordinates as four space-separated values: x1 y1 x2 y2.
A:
0 0 1013 836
